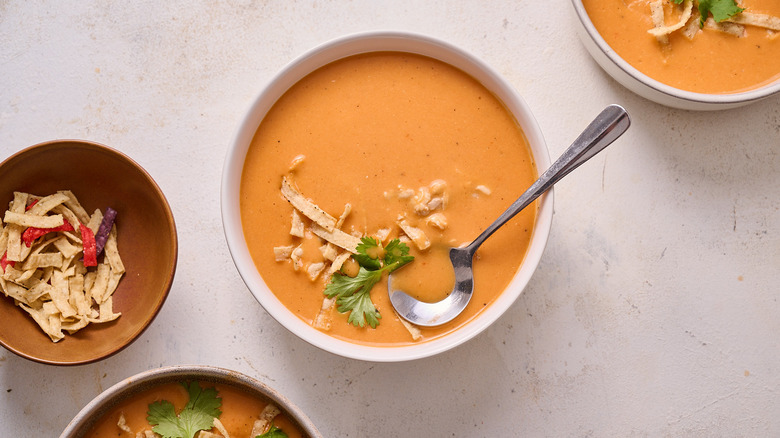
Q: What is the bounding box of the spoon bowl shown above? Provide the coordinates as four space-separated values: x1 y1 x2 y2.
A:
389 104 631 327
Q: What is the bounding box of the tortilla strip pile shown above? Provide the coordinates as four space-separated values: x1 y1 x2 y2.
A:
0 191 124 342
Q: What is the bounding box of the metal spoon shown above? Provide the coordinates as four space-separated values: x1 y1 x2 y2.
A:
389 104 631 327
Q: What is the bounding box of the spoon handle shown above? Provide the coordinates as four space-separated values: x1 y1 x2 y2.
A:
466 104 631 252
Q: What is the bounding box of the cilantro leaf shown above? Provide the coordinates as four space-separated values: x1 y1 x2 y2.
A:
383 239 414 271
353 237 382 270
147 382 222 438
323 238 413 328
257 425 289 438
698 0 743 24
325 267 383 328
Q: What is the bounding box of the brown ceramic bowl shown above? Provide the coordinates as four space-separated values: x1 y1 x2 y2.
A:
0 140 177 365
60 365 323 437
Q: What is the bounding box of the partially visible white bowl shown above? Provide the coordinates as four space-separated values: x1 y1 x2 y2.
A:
221 31 553 362
571 0 780 110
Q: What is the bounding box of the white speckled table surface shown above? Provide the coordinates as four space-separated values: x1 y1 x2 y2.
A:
2 1 780 436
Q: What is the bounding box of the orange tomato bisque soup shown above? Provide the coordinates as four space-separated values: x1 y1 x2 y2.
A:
583 0 780 93
86 382 306 438
240 52 538 346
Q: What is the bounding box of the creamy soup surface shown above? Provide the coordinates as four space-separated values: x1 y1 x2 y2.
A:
86 382 305 438
240 52 538 346
583 0 780 93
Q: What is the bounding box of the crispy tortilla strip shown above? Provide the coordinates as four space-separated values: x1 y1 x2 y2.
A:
313 296 336 331
91 295 121 322
2 281 29 303
69 274 91 316
62 316 89 334
336 203 352 228
704 17 745 37
3 211 64 228
250 404 281 437
90 263 111 304
19 303 64 342
3 265 37 287
59 190 90 224
50 270 77 318
290 209 305 238
647 0 693 37
650 0 670 44
25 281 51 304
395 311 422 341
104 228 125 274
105 267 123 300
86 209 103 235
53 236 80 259
212 418 231 438
682 9 701 39
327 252 352 275
280 176 337 231
310 223 361 253
21 253 62 271
727 12 780 31
26 193 69 216
5 193 27 262
51 204 80 229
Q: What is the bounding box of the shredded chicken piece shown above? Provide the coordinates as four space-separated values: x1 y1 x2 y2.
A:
307 262 326 281
397 216 430 251
117 412 132 433
426 212 448 230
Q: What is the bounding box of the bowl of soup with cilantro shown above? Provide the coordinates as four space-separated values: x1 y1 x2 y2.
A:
221 31 552 362
60 365 321 438
572 0 780 109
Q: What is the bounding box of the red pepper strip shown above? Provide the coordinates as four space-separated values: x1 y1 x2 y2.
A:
0 251 14 271
80 224 98 267
25 199 38 211
22 221 75 247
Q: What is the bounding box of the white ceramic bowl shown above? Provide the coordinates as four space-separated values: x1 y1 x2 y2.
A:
221 31 553 362
59 365 322 437
571 0 780 110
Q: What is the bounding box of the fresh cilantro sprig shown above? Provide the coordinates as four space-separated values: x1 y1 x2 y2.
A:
324 237 414 328
257 424 289 438
672 0 744 27
147 381 222 438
